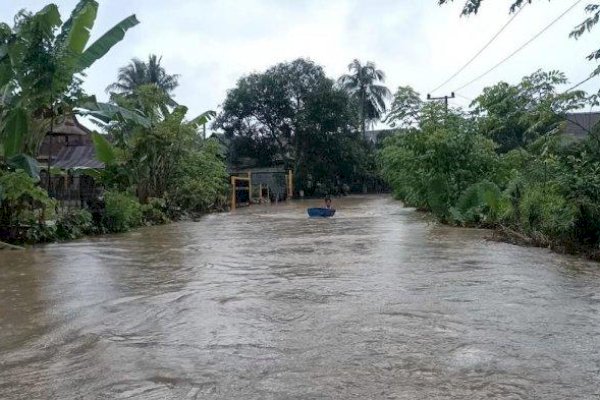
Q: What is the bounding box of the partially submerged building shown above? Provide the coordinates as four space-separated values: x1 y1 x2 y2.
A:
37 116 103 207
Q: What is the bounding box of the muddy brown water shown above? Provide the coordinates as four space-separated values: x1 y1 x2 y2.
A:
1 195 599 399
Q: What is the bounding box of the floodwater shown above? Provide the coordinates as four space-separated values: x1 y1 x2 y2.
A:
1 196 599 399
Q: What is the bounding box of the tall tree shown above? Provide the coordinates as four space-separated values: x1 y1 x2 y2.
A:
472 70 586 152
214 58 371 194
385 86 423 129
107 54 179 97
338 59 391 138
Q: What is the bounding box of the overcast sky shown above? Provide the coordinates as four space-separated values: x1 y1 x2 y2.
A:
3 0 599 128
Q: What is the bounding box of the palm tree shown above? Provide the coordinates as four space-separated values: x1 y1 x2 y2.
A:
107 54 179 96
338 59 391 138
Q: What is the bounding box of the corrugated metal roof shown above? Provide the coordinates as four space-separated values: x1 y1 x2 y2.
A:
564 112 600 139
51 145 104 169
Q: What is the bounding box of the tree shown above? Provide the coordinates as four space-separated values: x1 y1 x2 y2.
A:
438 1 600 79
338 59 391 138
472 70 586 152
97 84 216 203
214 59 329 167
107 54 179 97
215 58 373 194
385 86 423 129
0 0 138 173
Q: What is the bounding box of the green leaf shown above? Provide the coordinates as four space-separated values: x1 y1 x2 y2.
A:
36 4 62 33
78 100 151 128
64 0 99 55
91 132 116 164
189 110 216 128
7 153 40 181
1 107 28 157
76 15 139 72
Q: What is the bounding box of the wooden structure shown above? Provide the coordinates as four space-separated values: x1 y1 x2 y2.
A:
37 116 103 208
229 167 294 209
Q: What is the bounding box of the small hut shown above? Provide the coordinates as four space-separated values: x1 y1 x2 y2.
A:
37 116 103 207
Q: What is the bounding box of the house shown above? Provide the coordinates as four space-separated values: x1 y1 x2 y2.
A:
37 116 103 206
563 111 600 140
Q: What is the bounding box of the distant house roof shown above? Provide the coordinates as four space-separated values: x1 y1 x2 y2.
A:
51 145 104 170
563 112 600 139
51 116 91 136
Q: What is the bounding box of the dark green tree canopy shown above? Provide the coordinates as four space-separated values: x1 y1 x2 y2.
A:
472 69 586 152
214 58 374 195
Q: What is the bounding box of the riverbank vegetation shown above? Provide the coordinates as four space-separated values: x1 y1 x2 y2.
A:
0 1 228 245
380 70 600 259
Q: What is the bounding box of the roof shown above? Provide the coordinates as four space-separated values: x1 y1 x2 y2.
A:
563 112 600 139
50 116 91 136
51 145 104 169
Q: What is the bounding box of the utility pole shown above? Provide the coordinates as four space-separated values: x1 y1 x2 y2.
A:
426 92 455 113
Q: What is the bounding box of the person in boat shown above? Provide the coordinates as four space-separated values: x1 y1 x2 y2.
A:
324 197 334 210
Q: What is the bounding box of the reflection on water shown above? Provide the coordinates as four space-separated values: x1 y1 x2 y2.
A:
1 195 599 399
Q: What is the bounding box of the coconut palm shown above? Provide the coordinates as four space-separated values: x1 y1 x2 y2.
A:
338 59 391 138
107 54 179 97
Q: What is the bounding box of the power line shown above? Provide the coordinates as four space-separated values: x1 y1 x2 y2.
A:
453 0 582 92
454 92 474 102
564 74 595 93
430 5 526 95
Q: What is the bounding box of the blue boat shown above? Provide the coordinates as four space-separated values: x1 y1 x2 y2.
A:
307 207 336 218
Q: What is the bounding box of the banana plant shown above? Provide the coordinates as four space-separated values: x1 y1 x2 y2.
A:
0 0 139 177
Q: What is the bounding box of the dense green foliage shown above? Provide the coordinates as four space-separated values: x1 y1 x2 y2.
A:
381 69 600 257
215 58 382 196
95 82 228 216
0 2 228 245
0 0 138 163
102 190 143 233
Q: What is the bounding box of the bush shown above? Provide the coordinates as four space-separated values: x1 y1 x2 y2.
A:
55 209 95 240
0 170 56 227
518 185 577 239
23 223 57 244
380 123 498 218
451 181 505 226
102 191 143 233
141 197 170 225
171 139 229 214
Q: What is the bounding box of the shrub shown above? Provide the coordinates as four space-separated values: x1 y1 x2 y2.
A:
0 170 56 227
380 123 498 218
451 180 504 226
102 191 143 233
141 197 170 225
55 209 95 240
518 186 577 239
171 139 229 214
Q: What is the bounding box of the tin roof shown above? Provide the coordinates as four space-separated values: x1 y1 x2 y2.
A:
51 145 104 169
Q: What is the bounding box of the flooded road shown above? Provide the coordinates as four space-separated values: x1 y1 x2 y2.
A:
1 195 599 399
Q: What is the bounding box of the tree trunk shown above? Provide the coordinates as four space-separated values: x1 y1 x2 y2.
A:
361 90 366 140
